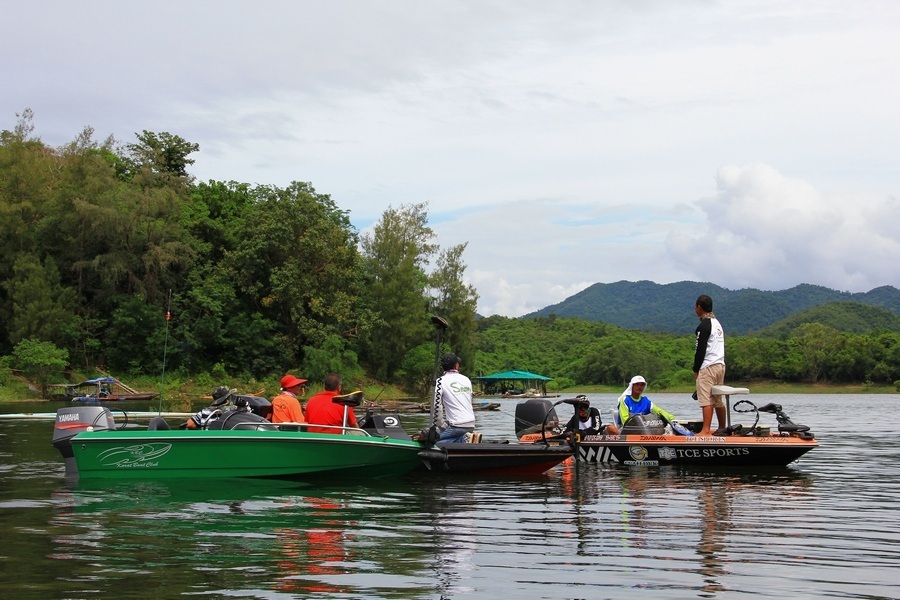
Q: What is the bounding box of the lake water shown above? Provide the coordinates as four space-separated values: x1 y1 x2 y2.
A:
1 393 898 599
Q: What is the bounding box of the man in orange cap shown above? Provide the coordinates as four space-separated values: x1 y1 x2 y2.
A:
271 374 308 424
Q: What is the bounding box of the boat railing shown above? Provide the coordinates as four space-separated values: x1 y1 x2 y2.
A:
229 421 374 437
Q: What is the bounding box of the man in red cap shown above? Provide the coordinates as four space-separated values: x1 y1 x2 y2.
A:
271 374 308 424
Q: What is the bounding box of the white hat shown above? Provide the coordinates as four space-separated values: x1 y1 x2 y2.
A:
624 375 647 398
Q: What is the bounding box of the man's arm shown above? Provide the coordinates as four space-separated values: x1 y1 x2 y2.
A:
693 319 711 372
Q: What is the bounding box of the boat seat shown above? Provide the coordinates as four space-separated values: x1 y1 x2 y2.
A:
778 423 810 434
148 416 170 430
332 390 364 407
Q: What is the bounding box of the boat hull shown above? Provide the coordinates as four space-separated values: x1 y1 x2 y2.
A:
417 442 573 475
576 433 817 467
67 429 425 480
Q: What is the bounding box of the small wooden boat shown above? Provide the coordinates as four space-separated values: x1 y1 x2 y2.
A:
48 376 158 403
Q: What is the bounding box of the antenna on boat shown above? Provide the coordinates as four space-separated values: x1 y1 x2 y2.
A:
158 289 172 414
429 315 449 431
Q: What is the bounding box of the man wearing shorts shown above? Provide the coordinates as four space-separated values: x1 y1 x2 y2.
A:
693 294 726 437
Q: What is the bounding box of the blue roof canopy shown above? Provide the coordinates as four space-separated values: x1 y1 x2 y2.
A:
474 370 552 382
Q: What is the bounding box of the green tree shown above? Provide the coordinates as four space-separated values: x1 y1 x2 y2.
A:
429 242 479 372
127 130 199 181
4 254 77 348
11 338 69 398
359 203 437 380
224 182 362 367
791 323 841 382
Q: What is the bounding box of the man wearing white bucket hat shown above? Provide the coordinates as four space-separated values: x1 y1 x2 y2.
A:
615 375 676 429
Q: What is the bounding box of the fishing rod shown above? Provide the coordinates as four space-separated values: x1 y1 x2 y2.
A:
157 289 172 415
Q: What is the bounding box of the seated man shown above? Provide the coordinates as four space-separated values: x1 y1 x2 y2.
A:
615 375 676 428
563 396 619 437
182 386 232 429
271 374 307 424
305 373 358 434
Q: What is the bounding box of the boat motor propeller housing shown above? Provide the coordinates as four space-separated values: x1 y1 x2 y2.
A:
514 399 560 438
51 406 116 477
621 413 667 435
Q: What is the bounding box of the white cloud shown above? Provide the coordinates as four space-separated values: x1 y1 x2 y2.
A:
2 1 899 316
667 163 900 292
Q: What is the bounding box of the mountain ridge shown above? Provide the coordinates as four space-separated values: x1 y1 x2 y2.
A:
524 281 900 334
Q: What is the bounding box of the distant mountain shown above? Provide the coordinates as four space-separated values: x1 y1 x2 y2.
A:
524 281 900 334
755 301 900 337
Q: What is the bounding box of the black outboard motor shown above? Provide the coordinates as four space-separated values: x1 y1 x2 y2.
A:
359 409 412 440
621 413 667 435
515 399 559 438
233 395 273 420
51 406 115 476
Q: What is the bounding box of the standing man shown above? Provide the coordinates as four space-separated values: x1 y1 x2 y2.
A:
271 374 307 424
434 353 478 445
693 294 726 437
305 373 358 433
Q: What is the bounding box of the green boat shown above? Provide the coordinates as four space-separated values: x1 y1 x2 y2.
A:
52 405 424 481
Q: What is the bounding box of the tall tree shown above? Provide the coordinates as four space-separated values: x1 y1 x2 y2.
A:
224 182 362 368
359 203 437 380
4 254 77 349
429 242 479 371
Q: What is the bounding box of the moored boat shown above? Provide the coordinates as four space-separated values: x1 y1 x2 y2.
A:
357 406 573 476
49 376 159 403
572 386 818 467
51 403 424 481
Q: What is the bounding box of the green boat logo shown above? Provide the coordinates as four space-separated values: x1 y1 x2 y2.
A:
97 443 172 468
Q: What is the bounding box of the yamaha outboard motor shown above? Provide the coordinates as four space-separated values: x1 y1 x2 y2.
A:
51 406 115 476
359 409 412 440
621 413 667 435
515 399 559 438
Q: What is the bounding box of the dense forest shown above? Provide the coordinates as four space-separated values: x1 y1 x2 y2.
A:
0 110 478 396
2 110 898 397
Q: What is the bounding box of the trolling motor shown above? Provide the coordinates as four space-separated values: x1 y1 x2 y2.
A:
728 400 815 439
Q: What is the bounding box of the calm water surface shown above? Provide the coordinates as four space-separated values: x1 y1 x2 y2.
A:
1 393 898 599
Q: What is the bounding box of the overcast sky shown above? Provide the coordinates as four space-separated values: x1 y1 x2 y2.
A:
3 1 898 317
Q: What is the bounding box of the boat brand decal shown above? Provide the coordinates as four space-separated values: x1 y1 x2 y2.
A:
578 445 618 463
382 416 400 427
658 446 677 461
58 412 82 423
673 447 751 458
96 443 172 468
640 436 668 441
628 446 649 461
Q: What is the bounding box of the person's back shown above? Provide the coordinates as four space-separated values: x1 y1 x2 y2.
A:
305 373 356 433
434 353 477 445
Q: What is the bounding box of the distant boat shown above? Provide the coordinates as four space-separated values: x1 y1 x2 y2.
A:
48 376 159 403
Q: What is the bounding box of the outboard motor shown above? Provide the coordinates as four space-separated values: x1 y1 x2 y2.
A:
621 413 667 435
51 406 115 476
233 395 273 420
359 409 411 440
515 399 559 438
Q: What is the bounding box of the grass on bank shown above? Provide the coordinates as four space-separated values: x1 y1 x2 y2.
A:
1 370 897 405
